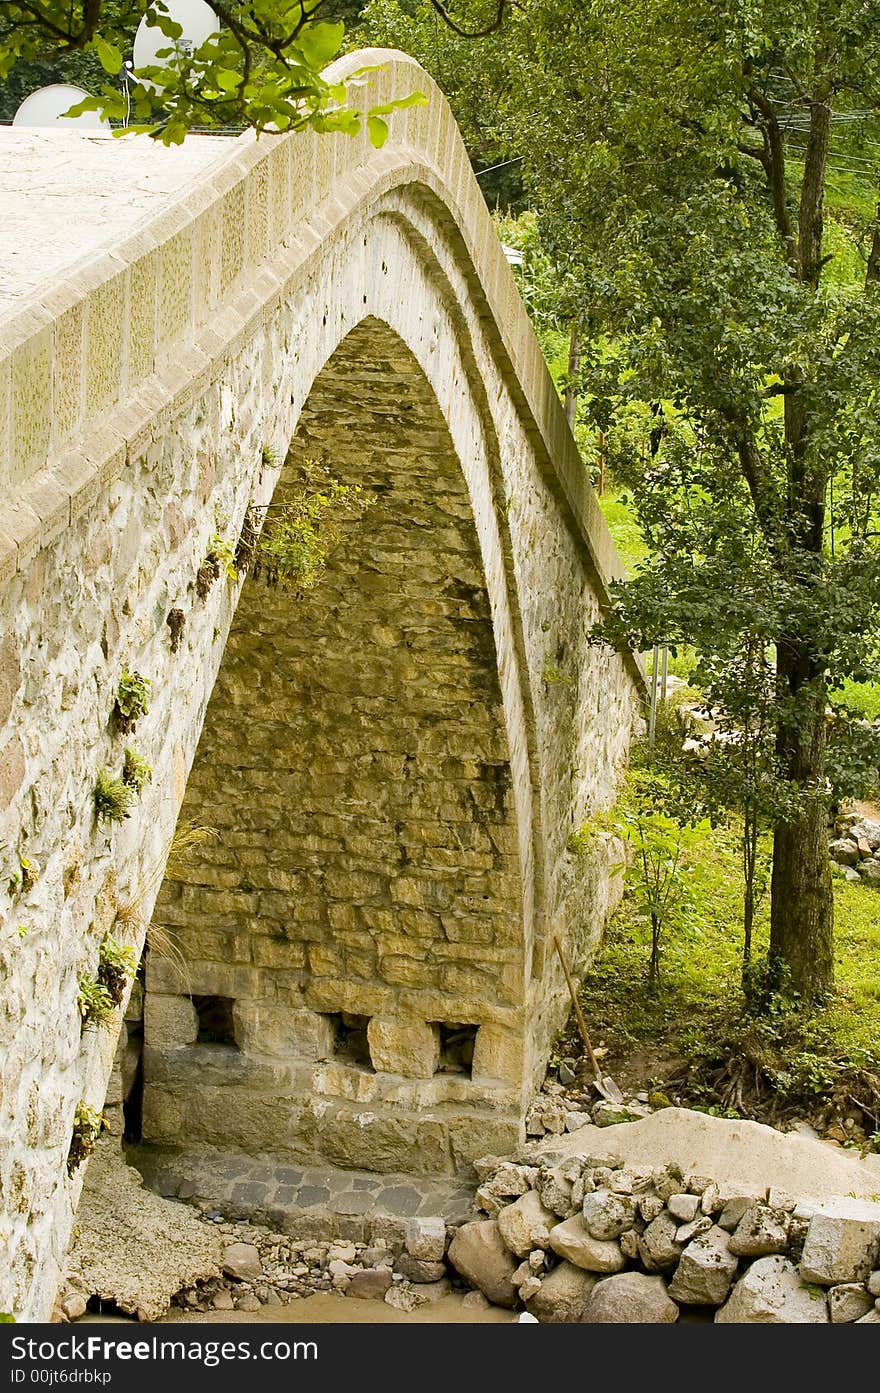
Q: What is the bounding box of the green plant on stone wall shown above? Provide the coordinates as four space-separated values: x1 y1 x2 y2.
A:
66 1103 103 1176
122 749 152 796
94 770 135 824
8 856 37 897
97 936 137 1006
197 535 238 598
261 444 280 470
236 461 374 592
113 670 151 735
542 658 574 687
77 974 115 1029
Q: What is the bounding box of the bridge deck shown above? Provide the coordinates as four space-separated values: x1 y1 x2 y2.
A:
0 127 231 321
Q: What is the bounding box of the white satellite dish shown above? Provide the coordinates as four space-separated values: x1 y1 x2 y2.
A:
12 84 111 130
132 0 220 88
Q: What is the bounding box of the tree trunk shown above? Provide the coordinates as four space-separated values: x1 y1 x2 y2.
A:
769 651 834 999
564 320 581 429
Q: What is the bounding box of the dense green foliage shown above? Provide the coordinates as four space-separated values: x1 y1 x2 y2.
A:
363 0 880 1001
0 0 422 139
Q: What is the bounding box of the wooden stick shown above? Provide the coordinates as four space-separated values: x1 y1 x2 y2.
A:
553 934 601 1080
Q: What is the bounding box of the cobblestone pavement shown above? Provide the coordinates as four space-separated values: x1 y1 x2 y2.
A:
129 1145 477 1243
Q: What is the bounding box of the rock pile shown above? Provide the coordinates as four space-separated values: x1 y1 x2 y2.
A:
452 1150 880 1322
829 812 880 887
171 1213 458 1315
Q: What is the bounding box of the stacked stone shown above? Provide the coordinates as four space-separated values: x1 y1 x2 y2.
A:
829 814 880 887
450 1153 880 1323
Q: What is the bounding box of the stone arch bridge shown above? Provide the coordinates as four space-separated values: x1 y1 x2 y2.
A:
0 50 641 1319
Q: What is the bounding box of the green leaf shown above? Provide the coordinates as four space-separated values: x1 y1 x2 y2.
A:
215 70 240 93
93 36 123 75
367 114 389 148
297 20 345 71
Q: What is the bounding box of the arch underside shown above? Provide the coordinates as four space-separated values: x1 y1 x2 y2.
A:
142 322 530 1176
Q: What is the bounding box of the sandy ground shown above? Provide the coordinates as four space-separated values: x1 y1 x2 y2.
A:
158 1292 515 1324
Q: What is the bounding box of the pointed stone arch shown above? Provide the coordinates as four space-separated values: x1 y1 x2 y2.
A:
142 319 540 1174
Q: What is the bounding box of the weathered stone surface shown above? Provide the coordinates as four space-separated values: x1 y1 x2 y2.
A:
668 1226 738 1306
346 1267 394 1301
143 994 198 1047
799 1199 880 1285
867 1270 880 1297
718 1196 758 1232
395 1253 447 1283
447 1220 519 1308
366 1019 440 1079
548 1217 626 1274
583 1272 679 1324
536 1166 574 1217
728 1205 790 1258
524 1261 598 1322
497 1190 556 1257
581 1188 637 1240
404 1215 447 1263
639 1212 681 1272
715 1256 828 1324
62 1142 221 1322
827 1283 874 1323
855 1307 880 1323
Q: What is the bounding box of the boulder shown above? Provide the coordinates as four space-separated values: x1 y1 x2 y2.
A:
728 1205 790 1258
799 1198 880 1285
715 1256 828 1323
447 1220 519 1308
524 1262 598 1322
867 1271 880 1297
827 1283 874 1323
537 1166 574 1217
222 1244 262 1282
855 1308 880 1323
497 1190 556 1257
583 1272 679 1324
548 1216 626 1273
829 838 859 866
581 1188 637 1240
668 1225 739 1306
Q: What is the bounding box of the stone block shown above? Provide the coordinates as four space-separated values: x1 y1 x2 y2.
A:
668 1225 739 1306
799 1199 880 1285
471 1024 523 1085
583 1272 679 1323
143 994 198 1046
367 1018 439 1078
716 1256 828 1323
404 1216 447 1262
232 1002 335 1060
